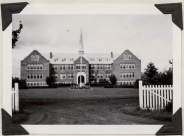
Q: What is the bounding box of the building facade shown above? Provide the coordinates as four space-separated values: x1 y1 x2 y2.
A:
21 49 141 86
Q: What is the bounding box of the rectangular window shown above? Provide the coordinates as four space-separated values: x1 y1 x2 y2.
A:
90 65 94 69
120 64 135 69
97 73 103 78
27 64 43 70
76 64 86 70
30 65 33 69
53 65 58 70
60 74 66 79
121 72 135 78
60 65 65 70
97 65 103 70
40 65 43 69
55 74 58 79
105 64 111 70
27 65 30 69
39 73 43 79
106 73 111 78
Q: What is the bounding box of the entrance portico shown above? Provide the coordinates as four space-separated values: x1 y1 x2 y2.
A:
76 72 86 86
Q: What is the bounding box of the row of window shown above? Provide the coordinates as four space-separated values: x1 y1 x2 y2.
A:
53 73 112 79
52 64 112 70
76 64 87 70
53 65 74 70
120 64 135 69
27 82 44 86
91 73 111 79
120 72 135 78
90 64 111 70
27 64 43 70
54 74 74 79
27 73 43 79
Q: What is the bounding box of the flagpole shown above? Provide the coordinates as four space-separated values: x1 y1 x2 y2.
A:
80 28 83 87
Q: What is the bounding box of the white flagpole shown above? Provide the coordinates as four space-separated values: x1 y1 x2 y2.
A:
80 28 83 87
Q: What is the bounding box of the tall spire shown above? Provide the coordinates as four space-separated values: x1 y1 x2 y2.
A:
78 28 84 55
79 28 83 51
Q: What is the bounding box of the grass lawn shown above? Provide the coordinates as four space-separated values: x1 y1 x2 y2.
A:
19 87 139 100
12 87 172 124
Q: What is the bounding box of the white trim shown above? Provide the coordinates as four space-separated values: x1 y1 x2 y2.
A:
76 72 86 84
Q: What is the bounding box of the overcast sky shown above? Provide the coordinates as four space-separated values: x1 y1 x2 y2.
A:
12 14 173 77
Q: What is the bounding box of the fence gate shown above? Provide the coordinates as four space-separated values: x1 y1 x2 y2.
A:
12 83 19 112
139 81 173 110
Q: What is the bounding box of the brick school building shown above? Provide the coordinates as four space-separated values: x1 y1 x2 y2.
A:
20 49 141 87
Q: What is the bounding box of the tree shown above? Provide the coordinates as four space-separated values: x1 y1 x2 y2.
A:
169 59 173 69
12 77 27 88
143 62 160 85
45 64 56 86
109 75 117 85
160 60 173 85
46 76 55 87
160 68 173 85
12 21 23 48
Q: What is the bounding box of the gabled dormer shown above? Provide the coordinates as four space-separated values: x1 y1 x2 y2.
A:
21 50 49 64
114 50 140 62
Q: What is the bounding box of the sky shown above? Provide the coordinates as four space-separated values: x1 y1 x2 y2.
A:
12 14 173 78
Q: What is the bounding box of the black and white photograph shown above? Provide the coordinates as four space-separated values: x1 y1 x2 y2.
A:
11 14 174 125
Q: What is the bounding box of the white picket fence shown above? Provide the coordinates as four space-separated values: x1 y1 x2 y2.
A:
139 81 173 110
12 83 19 112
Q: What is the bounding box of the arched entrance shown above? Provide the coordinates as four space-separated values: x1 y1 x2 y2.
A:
76 72 86 87
78 75 85 84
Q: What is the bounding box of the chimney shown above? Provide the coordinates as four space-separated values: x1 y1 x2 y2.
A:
111 52 113 59
50 52 53 59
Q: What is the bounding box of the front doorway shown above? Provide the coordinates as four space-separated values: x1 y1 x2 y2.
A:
78 75 85 84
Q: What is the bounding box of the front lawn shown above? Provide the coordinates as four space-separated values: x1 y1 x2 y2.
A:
19 87 139 100
12 87 172 124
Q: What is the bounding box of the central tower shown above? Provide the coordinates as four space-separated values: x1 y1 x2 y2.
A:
78 28 85 87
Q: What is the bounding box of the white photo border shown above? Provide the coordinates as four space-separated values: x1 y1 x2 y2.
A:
3 4 181 135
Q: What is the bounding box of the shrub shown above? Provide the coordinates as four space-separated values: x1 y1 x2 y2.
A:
46 76 55 87
114 85 134 88
134 79 140 88
104 85 114 88
12 77 27 89
109 75 117 85
164 101 172 112
85 82 89 85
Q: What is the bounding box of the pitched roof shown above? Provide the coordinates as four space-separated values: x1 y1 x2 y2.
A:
43 53 116 64
42 50 139 64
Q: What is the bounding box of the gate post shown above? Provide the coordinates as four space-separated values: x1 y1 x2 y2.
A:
139 80 143 109
15 83 19 112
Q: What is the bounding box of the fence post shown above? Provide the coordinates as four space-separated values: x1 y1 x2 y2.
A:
139 80 143 109
12 88 15 112
15 83 19 112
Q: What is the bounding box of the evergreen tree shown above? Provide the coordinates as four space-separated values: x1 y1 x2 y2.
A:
45 64 56 86
143 62 160 84
109 75 117 85
160 68 173 85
